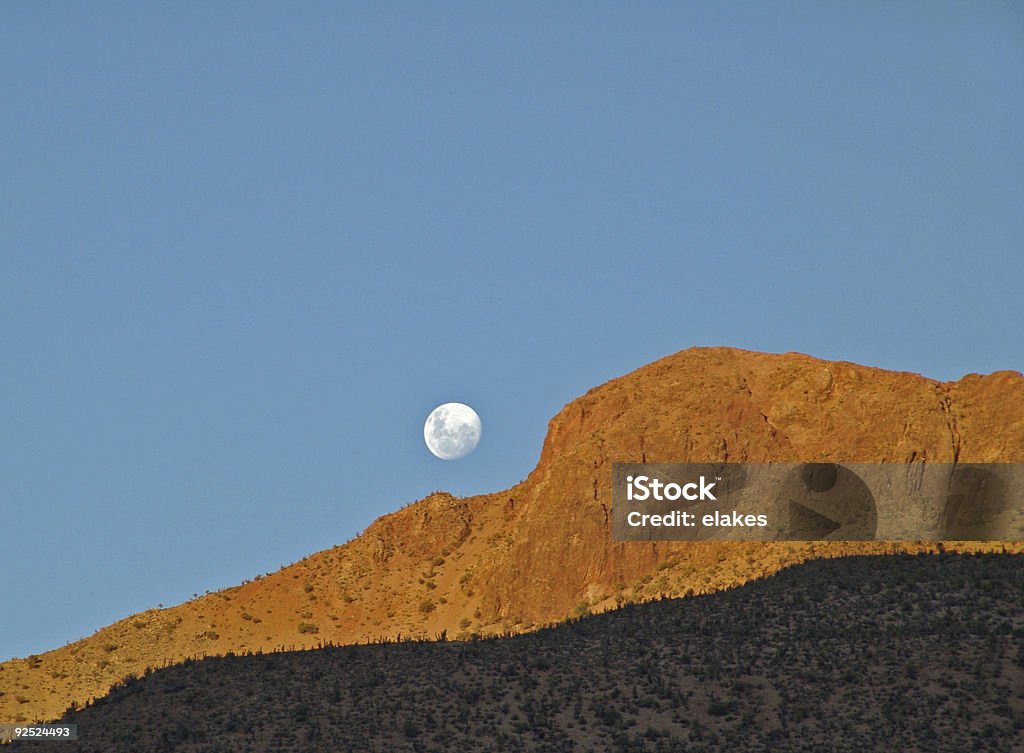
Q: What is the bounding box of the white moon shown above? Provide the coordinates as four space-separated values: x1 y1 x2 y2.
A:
424 403 482 460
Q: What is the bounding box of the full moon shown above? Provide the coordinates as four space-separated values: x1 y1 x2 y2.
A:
424 403 482 460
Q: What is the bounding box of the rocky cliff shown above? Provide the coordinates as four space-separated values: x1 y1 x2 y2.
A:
3 347 1022 723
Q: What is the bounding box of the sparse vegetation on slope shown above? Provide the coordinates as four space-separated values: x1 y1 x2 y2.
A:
18 554 1024 753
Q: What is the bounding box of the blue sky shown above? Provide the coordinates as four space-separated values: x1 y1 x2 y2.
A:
2 2 1021 661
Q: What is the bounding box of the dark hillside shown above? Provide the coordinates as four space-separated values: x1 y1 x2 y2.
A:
18 553 1024 753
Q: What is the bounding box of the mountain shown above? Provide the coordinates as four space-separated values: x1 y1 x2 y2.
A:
16 553 1024 752
2 346 1023 723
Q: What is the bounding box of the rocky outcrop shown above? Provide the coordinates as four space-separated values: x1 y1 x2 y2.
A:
3 347 1022 723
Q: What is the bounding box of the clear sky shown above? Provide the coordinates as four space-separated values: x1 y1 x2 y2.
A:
2 3 1021 661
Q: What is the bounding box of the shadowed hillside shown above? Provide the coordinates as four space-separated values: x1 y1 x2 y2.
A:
15 553 1024 753
2 347 1023 723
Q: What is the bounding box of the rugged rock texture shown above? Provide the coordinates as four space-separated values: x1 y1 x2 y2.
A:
2 347 1023 723
19 554 1024 753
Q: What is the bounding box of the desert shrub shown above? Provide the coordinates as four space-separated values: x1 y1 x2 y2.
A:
708 699 737 716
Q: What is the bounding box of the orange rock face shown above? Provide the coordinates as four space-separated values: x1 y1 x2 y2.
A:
473 348 1023 624
3 347 1022 723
